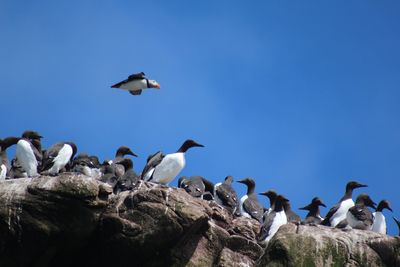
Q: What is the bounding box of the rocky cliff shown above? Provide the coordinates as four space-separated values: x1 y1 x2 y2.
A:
0 174 398 267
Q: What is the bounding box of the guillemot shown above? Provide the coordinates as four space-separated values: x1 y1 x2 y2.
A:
237 178 264 222
299 197 326 225
112 146 137 178
111 72 160 96
213 176 239 214
113 158 139 194
371 200 392 234
15 131 43 177
41 142 78 175
393 217 400 236
346 193 376 230
259 190 278 223
282 197 301 224
321 181 367 227
141 139 204 185
0 137 20 179
178 176 214 200
258 195 288 243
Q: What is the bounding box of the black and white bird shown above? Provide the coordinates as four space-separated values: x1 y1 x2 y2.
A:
259 190 278 223
111 72 160 96
141 139 204 185
110 146 137 178
321 181 367 227
371 200 392 234
213 176 239 214
113 158 140 194
0 137 20 179
15 131 43 177
258 195 288 243
299 197 326 225
393 217 400 236
259 190 278 214
282 197 301 224
237 178 264 222
41 142 78 175
178 176 214 200
346 193 376 230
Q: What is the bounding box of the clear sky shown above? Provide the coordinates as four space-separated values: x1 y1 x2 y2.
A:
1 1 399 235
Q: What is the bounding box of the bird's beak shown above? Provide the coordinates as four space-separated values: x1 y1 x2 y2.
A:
321 203 327 207
259 192 268 196
299 206 309 210
388 206 393 212
357 184 368 188
129 151 138 157
236 180 245 184
154 84 161 89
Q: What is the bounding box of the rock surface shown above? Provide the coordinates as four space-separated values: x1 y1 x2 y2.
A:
0 174 398 267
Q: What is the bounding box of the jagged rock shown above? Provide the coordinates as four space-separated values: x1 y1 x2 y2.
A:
259 223 400 267
0 174 398 267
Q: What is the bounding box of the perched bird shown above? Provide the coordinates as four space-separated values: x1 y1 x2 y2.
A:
15 131 43 177
0 137 20 179
141 139 204 185
98 161 118 188
237 178 264 222
258 195 288 243
282 197 301 224
259 190 278 216
299 197 326 225
178 176 214 199
393 217 400 236
72 153 101 178
321 181 367 227
41 142 77 175
111 146 137 178
213 176 239 214
346 193 376 230
114 158 139 194
111 72 160 96
371 200 392 234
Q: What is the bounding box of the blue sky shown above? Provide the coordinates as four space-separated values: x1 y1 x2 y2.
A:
1 1 399 235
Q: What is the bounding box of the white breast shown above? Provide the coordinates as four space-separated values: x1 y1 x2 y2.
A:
47 144 73 175
16 139 38 177
0 164 6 180
119 79 147 91
371 212 386 234
265 210 287 243
151 152 185 185
239 195 251 218
330 198 354 227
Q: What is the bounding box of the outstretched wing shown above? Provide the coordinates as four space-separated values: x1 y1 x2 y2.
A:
141 151 165 180
111 72 146 88
128 72 146 80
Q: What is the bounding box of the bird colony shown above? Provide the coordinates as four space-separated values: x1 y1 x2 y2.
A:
1 130 398 243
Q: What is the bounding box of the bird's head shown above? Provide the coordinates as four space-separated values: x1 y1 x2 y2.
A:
148 80 161 89
377 200 393 212
116 146 138 157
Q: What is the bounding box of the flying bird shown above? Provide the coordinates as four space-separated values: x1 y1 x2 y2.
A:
111 72 160 96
